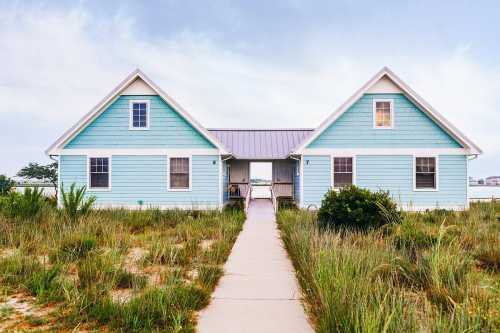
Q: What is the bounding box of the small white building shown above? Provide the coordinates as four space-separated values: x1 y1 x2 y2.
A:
485 176 500 186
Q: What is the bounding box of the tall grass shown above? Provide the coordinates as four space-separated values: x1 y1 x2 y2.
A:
278 203 499 332
0 201 245 332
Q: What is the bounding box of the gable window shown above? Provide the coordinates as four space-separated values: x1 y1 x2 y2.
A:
129 100 150 129
169 157 191 190
89 157 110 189
373 99 393 128
415 157 438 190
333 157 354 188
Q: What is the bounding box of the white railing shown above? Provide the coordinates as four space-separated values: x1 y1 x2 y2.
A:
271 187 278 213
272 183 293 198
245 185 252 212
228 183 250 199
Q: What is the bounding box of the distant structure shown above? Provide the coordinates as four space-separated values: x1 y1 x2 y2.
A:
469 177 479 186
485 176 500 186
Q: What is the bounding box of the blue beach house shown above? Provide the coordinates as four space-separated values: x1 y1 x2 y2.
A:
46 67 481 210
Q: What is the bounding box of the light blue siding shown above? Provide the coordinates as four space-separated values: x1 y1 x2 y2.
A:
294 160 300 203
302 155 331 207
301 154 467 209
60 155 220 207
65 95 214 148
357 155 467 209
308 94 462 148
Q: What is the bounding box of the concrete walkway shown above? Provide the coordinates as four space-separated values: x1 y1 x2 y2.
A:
197 199 313 333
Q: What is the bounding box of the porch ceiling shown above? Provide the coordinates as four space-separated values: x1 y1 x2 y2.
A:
208 128 313 160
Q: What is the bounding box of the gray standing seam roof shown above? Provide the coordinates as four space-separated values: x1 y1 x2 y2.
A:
208 129 314 160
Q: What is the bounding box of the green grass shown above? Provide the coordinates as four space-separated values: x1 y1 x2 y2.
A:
0 204 244 332
278 202 500 332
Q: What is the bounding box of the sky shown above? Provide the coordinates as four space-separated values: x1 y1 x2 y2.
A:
0 0 499 178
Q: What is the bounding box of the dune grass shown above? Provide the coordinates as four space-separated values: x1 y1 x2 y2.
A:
278 202 499 332
0 203 244 332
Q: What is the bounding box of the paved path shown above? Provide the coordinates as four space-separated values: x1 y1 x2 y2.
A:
197 199 313 333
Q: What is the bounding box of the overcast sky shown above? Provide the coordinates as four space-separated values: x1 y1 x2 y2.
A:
0 0 498 178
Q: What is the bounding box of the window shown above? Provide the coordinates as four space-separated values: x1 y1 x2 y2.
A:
129 100 149 129
333 157 353 188
89 157 110 189
169 157 190 190
373 99 393 128
415 157 437 190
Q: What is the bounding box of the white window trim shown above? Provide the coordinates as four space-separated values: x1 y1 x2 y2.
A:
87 155 112 191
167 155 192 192
373 99 394 129
413 155 439 192
129 100 150 130
331 155 357 189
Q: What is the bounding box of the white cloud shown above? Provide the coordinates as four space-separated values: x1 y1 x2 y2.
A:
0 4 498 177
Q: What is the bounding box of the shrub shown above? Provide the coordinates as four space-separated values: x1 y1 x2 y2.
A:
278 198 297 210
51 234 97 263
61 183 96 222
0 254 65 302
117 285 209 331
0 175 15 195
318 185 400 231
25 265 65 302
223 199 244 212
196 265 223 291
0 187 45 220
475 245 500 272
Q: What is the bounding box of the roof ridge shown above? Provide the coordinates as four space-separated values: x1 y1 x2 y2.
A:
207 128 315 131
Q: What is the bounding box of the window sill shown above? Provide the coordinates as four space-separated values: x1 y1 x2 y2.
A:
88 188 111 192
128 127 150 131
168 188 192 192
373 126 394 130
413 188 438 192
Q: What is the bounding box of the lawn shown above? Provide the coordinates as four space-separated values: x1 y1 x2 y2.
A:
278 202 499 332
0 193 244 332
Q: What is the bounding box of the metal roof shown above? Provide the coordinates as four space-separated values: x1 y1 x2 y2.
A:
208 128 314 160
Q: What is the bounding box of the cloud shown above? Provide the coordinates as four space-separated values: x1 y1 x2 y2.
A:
0 3 498 177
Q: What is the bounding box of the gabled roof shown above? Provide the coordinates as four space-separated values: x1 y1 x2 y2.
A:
209 128 313 159
292 66 482 155
46 69 228 155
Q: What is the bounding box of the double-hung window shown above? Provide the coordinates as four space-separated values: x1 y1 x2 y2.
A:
169 157 190 190
373 99 393 128
333 157 353 188
129 100 150 129
415 157 437 190
89 157 110 189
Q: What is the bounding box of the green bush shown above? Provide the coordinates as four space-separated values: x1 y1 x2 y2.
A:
223 199 244 212
61 183 96 222
0 187 45 220
51 234 97 263
0 175 15 195
318 185 400 231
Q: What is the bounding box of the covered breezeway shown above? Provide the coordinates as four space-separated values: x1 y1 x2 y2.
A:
209 128 313 211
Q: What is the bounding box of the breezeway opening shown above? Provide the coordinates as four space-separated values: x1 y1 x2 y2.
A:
250 162 272 199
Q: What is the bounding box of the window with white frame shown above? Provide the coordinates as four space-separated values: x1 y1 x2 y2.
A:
130 101 149 129
333 157 353 188
373 99 393 128
415 157 437 190
89 157 110 189
169 157 190 190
